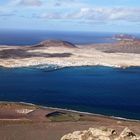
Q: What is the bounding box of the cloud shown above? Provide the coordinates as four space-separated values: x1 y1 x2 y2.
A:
0 13 15 17
18 0 43 7
38 7 140 23
54 0 78 6
0 9 16 18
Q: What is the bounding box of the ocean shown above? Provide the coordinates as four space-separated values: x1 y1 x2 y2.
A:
0 30 140 120
0 66 140 120
0 30 116 46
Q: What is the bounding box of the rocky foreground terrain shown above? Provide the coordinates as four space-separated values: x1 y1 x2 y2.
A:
61 127 140 140
0 39 140 68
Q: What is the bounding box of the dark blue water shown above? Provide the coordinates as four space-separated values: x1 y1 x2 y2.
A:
0 30 116 46
0 66 140 120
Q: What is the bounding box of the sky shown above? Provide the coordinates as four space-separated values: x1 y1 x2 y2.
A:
0 0 140 33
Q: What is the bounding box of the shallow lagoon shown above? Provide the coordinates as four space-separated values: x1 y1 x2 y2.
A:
0 66 140 120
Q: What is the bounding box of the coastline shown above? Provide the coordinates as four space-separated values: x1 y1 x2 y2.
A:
21 102 140 122
0 101 140 122
0 102 140 140
0 66 140 122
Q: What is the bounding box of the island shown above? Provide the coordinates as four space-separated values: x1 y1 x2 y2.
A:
112 34 136 41
0 39 140 68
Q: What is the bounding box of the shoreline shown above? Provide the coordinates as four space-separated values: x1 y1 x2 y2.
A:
0 60 126 69
0 63 135 70
34 104 140 122
0 101 140 139
0 101 140 122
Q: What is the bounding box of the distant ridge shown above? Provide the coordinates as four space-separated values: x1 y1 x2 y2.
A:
33 40 77 48
112 34 136 41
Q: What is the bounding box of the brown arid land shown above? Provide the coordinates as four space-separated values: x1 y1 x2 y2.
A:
0 102 140 140
0 39 140 68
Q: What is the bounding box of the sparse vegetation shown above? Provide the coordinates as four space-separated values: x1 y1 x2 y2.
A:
46 111 81 122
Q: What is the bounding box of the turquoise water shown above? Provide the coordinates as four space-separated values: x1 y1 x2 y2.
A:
0 66 140 120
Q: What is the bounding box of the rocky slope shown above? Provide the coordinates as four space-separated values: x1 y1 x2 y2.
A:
33 40 77 48
61 127 140 140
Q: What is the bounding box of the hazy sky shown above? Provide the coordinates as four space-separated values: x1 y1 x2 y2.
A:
0 0 140 33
